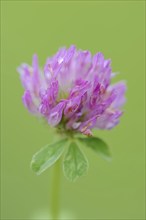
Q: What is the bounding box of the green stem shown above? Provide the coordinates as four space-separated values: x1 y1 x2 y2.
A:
51 158 62 219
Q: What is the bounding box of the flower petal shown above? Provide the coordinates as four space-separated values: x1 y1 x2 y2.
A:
48 101 66 126
22 90 37 114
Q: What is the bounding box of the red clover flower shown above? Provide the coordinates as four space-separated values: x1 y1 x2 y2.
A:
18 45 126 181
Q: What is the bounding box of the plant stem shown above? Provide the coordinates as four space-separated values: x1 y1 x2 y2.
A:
51 158 62 219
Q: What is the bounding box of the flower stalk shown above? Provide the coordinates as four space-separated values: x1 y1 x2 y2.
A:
51 158 62 219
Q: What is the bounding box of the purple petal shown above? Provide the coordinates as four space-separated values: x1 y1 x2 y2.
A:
22 90 37 114
79 116 97 134
69 79 90 98
110 82 127 108
18 64 32 90
96 109 123 129
18 54 41 97
48 101 66 126
64 96 81 117
92 52 104 74
39 79 59 116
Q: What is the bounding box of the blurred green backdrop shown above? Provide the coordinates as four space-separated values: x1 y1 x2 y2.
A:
1 1 145 219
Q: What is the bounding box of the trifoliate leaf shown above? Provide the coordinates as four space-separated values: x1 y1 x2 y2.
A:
78 137 111 161
63 142 88 182
31 139 67 175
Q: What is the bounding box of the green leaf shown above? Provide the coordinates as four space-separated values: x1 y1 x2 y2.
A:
31 139 67 175
63 142 88 182
78 137 111 161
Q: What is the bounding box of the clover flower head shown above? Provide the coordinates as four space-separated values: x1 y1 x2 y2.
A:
18 45 126 136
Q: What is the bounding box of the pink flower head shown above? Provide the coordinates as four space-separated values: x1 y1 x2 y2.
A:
18 46 126 136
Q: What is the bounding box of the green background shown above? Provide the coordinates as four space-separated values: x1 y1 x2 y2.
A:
1 1 145 219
